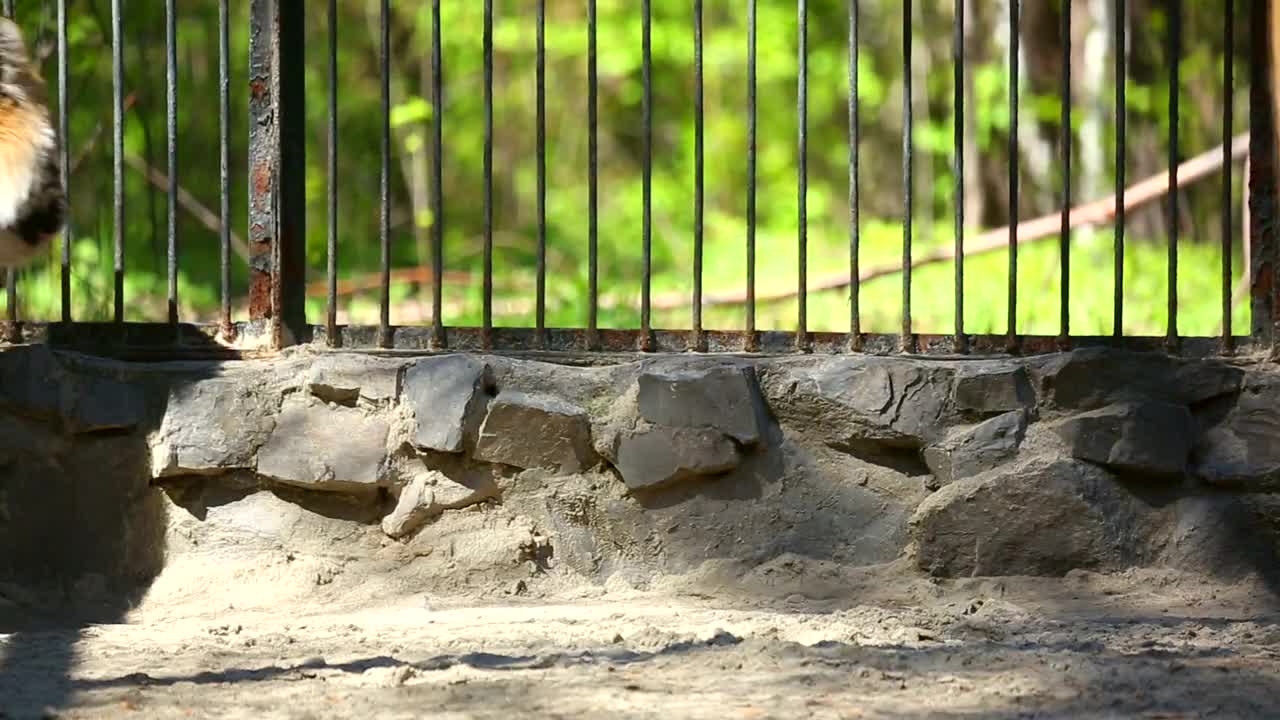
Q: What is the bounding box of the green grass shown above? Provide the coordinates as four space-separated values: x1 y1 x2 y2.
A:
9 220 1247 341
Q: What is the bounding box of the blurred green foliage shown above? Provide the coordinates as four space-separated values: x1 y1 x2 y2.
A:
7 0 1252 338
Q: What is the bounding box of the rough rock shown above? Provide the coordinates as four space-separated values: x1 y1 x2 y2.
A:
923 410 1027 487
66 376 145 434
1158 494 1280 579
150 378 279 477
1034 348 1242 411
307 355 401 405
474 392 595 472
1195 379 1280 490
166 487 381 552
0 345 61 420
911 458 1148 577
1055 401 1193 479
402 355 492 453
637 365 765 445
952 365 1033 416
256 397 389 491
381 471 441 538
614 425 739 491
764 359 954 451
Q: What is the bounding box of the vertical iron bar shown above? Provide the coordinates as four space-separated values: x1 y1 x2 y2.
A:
849 0 860 351
379 0 390 347
1059 0 1071 346
1167 0 1181 349
431 0 445 347
797 0 808 350
219 0 230 332
536 0 547 348
483 0 494 349
5 264 13 338
641 0 652 350
588 0 599 348
166 0 178 325
902 0 913 352
953 0 964 352
746 0 756 350
276 0 307 346
1007 0 1019 348
112 0 124 324
1114 0 1125 338
4 0 12 335
326 0 338 345
58 0 70 323
693 0 704 350
1222 0 1234 350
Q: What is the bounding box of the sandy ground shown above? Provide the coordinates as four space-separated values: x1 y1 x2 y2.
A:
3 569 1280 719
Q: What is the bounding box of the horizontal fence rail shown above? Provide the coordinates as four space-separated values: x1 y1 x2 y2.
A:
0 0 1274 359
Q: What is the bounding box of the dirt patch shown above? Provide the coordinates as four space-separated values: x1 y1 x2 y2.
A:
3 565 1279 719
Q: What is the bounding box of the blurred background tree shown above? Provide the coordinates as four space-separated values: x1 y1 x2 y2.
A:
10 0 1251 337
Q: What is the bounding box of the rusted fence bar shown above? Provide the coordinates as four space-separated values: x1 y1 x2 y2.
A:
849 0 861 352
1115 0 1126 339
1222 0 1235 352
798 0 809 351
325 0 338 345
378 0 390 347
1251 0 1280 354
901 0 913 352
1007 0 1020 350
220 0 232 335
58 0 70 324
1167 0 1182 350
247 0 306 348
952 0 964 354
1059 0 1071 347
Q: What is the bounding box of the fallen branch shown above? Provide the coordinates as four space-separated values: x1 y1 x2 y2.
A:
304 266 475 299
650 132 1250 311
68 92 139 176
124 153 252 264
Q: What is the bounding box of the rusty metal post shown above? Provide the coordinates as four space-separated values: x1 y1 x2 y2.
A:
1251 0 1280 355
248 0 307 349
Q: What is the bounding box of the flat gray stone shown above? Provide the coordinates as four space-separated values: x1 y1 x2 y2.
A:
1055 401 1193 479
923 410 1027 488
150 378 279 478
910 458 1147 577
614 426 739 491
307 355 402 405
66 376 145 434
402 355 492 453
1034 348 1242 410
952 365 1033 415
474 392 595 472
256 398 389 491
637 365 765 445
0 345 60 421
1195 379 1280 491
764 359 953 451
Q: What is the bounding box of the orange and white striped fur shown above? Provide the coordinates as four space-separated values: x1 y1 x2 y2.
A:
0 17 63 267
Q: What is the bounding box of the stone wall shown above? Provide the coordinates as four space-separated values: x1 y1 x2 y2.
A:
2 344 1280 606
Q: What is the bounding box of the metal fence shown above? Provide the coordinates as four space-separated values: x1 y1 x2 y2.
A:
8 0 1279 358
